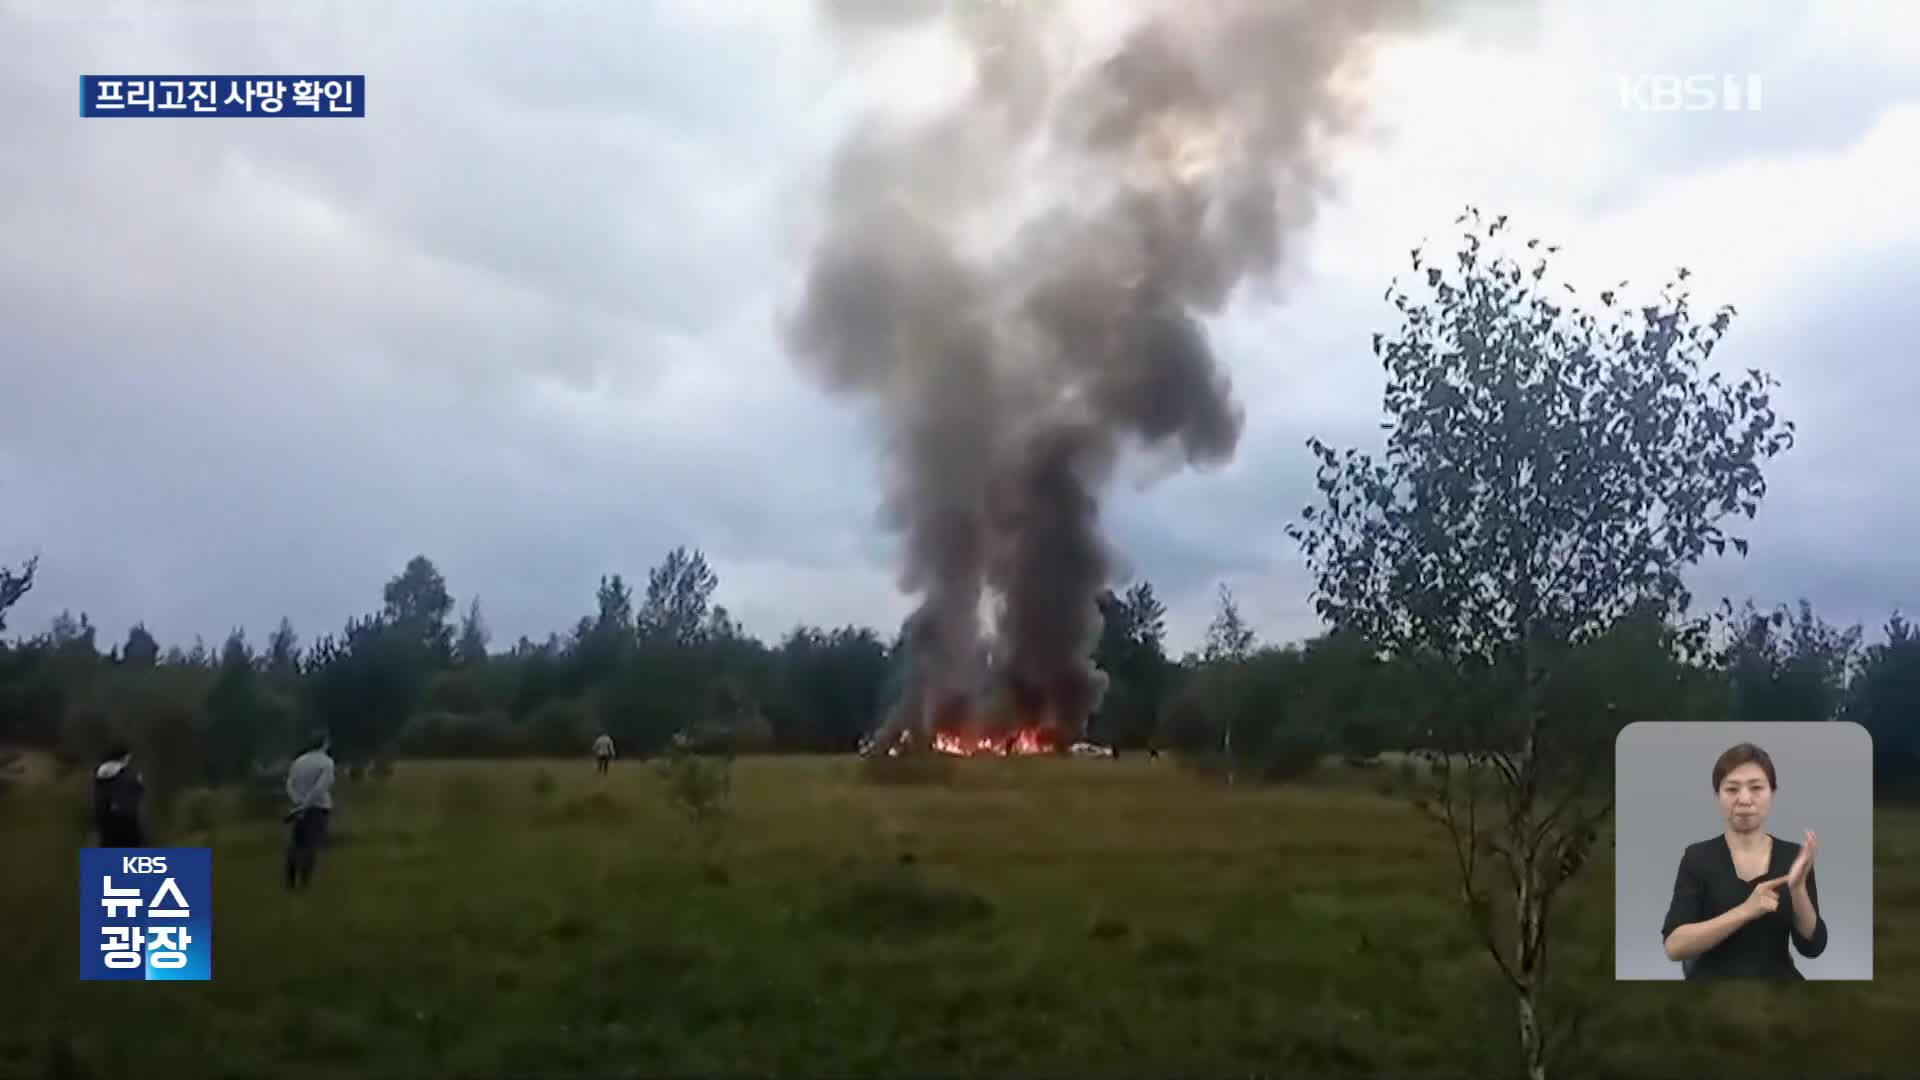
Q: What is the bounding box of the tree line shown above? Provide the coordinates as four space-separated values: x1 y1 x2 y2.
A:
0 543 1913 797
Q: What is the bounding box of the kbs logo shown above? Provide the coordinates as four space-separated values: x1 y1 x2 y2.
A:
1617 73 1763 113
80 847 212 981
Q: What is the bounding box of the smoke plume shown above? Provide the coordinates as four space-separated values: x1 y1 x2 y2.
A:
788 0 1433 749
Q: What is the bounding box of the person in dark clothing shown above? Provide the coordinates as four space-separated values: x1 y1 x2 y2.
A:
92 741 146 847
1660 742 1828 979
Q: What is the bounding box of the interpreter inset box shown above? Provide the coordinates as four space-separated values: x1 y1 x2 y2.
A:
1614 721 1872 981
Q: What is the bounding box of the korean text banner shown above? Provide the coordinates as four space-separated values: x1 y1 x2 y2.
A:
80 76 364 117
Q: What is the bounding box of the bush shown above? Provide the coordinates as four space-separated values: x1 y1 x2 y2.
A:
658 742 731 824
1261 729 1328 783
724 710 776 753
54 708 115 772
394 711 528 758
237 770 286 822
682 709 775 755
527 697 594 757
1338 717 1388 762
420 669 495 717
60 666 212 810
1156 692 1217 755
655 736 733 868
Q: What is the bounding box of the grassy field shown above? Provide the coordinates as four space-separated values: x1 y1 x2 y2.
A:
2 755 1914 1078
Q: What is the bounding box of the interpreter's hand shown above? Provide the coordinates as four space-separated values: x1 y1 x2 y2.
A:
1786 829 1818 890
1741 875 1790 920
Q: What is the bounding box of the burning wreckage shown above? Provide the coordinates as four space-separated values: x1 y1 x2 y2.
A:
790 0 1435 761
857 616 1115 758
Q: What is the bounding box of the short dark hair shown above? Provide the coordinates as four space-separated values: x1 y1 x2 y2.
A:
1712 742 1777 790
303 730 330 753
103 739 130 762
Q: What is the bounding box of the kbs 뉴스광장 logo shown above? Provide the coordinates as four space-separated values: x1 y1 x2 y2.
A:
79 848 212 981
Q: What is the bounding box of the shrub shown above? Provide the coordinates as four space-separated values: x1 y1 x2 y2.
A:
527 697 594 757
237 769 286 822
681 710 775 756
1336 717 1388 762
1261 729 1329 783
1156 692 1217 755
655 736 733 869
394 712 528 758
658 742 731 824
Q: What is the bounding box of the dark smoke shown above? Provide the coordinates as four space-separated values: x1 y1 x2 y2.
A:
789 0 1437 750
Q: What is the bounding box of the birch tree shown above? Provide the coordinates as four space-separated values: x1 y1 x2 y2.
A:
1289 208 1794 1080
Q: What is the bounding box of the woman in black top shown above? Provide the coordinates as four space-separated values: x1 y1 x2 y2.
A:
91 740 147 847
1660 742 1827 979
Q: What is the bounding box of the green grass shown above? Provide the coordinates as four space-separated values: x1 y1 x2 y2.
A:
2 756 1914 1078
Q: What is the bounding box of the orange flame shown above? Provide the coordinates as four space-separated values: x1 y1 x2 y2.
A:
932 726 1056 757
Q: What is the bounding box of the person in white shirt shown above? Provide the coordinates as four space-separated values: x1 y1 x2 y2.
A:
593 732 616 774
284 731 336 891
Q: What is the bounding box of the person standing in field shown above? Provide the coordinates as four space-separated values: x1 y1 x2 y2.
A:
593 732 616 774
284 731 335 892
92 740 147 847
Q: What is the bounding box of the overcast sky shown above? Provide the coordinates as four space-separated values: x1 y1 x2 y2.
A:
2 0 1916 656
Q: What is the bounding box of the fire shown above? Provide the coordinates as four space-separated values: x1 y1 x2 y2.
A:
861 692 1073 758
932 726 1057 757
